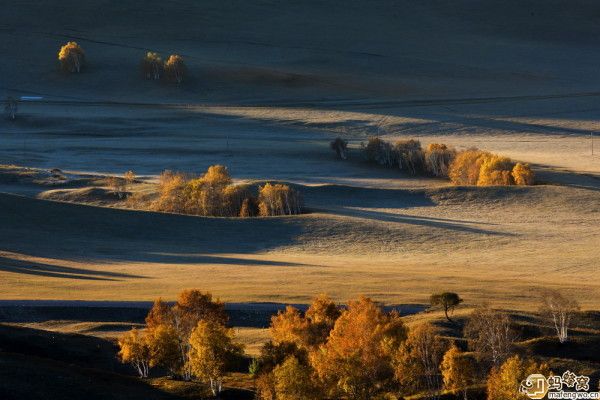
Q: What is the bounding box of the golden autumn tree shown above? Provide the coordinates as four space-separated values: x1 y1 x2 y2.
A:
188 320 244 396
142 291 228 380
310 296 407 400
448 149 488 185
258 183 302 216
441 344 477 400
118 328 151 378
305 294 341 347
511 163 534 185
164 54 186 84
394 323 448 397
477 155 515 186
487 355 550 400
270 305 311 348
58 42 85 73
146 323 181 374
273 356 318 400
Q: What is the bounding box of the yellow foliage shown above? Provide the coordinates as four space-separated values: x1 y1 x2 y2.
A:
164 54 186 83
477 155 515 186
486 355 550 400
188 320 244 395
449 149 534 186
117 328 151 377
394 323 447 395
310 296 406 399
273 356 317 400
512 163 534 185
424 143 456 177
258 183 302 216
270 305 311 347
58 42 85 73
441 344 476 397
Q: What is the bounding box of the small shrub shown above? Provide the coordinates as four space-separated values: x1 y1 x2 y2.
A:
164 54 186 83
141 52 163 80
330 137 348 160
424 143 456 177
258 183 302 216
58 42 85 73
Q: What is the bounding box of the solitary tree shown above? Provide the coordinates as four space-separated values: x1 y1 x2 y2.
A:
118 328 151 378
539 289 579 343
4 97 17 120
164 54 186 84
58 42 85 73
188 320 244 396
430 292 463 323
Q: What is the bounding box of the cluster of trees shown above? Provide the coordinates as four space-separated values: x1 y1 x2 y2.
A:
118 290 243 396
56 42 186 83
118 289 579 399
252 289 578 400
141 52 186 83
448 149 534 186
334 136 535 186
361 137 457 177
153 165 302 217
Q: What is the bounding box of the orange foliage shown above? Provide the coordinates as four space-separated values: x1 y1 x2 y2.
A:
164 54 186 83
58 42 85 73
310 296 406 399
511 162 535 186
258 183 302 216
449 149 535 186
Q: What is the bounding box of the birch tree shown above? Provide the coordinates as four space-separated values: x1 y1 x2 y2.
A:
540 289 579 343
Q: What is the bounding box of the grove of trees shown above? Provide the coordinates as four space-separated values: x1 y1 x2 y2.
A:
354 136 535 186
153 165 302 217
118 289 579 399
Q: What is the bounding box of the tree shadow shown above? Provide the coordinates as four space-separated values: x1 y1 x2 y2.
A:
0 255 145 281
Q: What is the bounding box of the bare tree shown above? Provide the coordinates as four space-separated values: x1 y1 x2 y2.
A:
464 306 517 367
4 97 17 120
540 289 579 343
